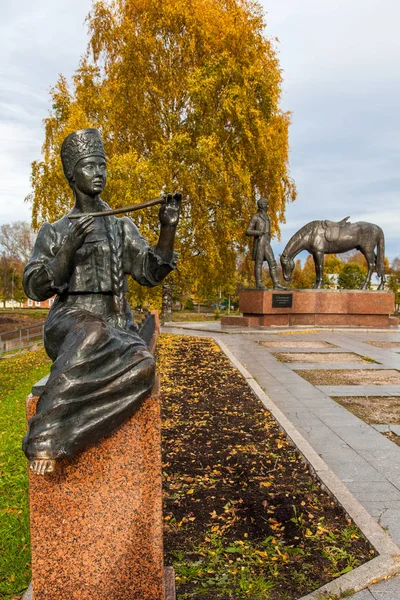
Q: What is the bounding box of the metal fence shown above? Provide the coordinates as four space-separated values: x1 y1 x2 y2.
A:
0 321 45 357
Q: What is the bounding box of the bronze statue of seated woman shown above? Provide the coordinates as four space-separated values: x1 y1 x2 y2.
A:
23 128 181 475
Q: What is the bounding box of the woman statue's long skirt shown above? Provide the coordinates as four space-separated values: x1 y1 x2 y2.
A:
23 293 155 461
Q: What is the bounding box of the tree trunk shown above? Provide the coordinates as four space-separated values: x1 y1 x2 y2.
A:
161 281 173 325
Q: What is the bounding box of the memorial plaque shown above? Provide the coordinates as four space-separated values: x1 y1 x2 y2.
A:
272 293 293 308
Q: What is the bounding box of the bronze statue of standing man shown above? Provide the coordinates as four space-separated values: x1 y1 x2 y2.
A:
246 198 287 290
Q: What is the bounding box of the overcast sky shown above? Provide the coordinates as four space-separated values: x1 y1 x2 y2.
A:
1 0 399 259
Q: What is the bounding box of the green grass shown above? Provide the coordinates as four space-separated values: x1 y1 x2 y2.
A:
171 311 219 322
170 310 240 322
359 355 379 364
171 534 278 598
317 590 355 599
0 349 50 599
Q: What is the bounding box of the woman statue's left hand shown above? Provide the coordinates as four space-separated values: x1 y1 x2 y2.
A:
159 193 181 228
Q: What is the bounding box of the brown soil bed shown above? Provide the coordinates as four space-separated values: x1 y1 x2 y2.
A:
382 432 400 447
365 341 400 349
296 369 400 386
258 341 336 349
158 335 375 600
274 352 370 364
333 396 400 424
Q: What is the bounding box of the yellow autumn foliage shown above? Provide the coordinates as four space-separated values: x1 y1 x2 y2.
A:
28 0 296 305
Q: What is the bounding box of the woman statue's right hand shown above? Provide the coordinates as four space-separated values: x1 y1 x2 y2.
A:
49 216 95 289
65 216 94 254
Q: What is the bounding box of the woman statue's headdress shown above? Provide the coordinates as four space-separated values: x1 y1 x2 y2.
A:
61 128 106 181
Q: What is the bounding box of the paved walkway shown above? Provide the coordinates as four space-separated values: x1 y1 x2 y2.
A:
163 323 400 599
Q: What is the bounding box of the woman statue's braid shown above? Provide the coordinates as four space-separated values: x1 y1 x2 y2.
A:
104 216 126 328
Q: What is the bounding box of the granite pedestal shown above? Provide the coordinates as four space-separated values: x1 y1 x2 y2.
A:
221 289 398 328
26 376 174 600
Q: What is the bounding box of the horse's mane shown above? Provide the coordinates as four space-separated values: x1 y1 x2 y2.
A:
283 221 319 256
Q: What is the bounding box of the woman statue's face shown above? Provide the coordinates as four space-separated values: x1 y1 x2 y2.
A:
73 155 107 196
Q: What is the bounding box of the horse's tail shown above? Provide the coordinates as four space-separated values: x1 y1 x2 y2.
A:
376 229 385 277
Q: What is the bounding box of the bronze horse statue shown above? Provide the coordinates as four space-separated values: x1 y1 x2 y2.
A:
280 217 386 290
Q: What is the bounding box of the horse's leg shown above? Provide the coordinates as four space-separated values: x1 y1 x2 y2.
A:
313 252 324 289
360 250 375 290
374 245 386 290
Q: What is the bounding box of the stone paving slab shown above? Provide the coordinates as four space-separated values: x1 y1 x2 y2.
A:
358 575 400 599
316 385 400 396
268 349 381 356
316 337 400 371
285 362 384 370
362 499 400 519
261 346 351 353
298 370 400 386
273 351 376 364
352 590 375 600
258 340 337 348
373 424 400 435
365 341 400 348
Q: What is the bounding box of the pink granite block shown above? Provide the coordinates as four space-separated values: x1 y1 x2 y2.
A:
27 381 165 600
246 315 264 326
315 291 348 314
346 314 390 327
221 316 251 327
346 291 394 315
259 314 289 326
239 290 266 314
289 314 316 326
240 291 295 315
314 313 349 327
292 292 317 314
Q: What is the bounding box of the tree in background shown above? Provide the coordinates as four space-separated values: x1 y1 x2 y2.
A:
0 222 35 306
337 263 367 290
387 256 400 312
387 274 400 312
289 255 327 289
391 256 400 273
324 254 342 275
288 258 304 289
340 250 390 275
340 250 368 269
27 0 296 321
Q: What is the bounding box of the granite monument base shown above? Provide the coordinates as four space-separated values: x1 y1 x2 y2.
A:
26 377 174 600
221 289 398 328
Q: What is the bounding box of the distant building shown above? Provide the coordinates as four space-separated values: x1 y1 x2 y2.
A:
22 297 55 309
369 274 381 291
2 299 24 309
326 273 339 289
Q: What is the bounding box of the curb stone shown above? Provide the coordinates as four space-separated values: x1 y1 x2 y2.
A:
21 583 32 599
